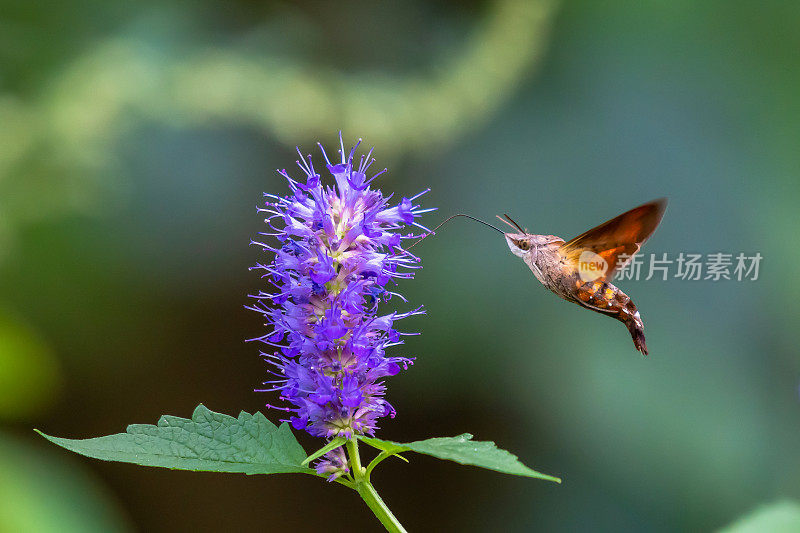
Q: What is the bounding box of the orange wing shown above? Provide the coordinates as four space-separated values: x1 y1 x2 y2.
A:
560 198 667 280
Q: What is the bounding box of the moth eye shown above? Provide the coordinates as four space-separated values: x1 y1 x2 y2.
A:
518 240 530 251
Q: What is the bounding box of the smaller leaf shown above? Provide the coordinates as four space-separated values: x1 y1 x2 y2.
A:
361 433 560 483
302 436 347 466
359 435 399 453
36 404 313 476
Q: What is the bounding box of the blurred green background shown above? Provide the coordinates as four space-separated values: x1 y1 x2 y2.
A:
2 0 800 531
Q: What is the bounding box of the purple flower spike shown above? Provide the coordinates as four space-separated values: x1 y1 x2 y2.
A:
250 133 432 438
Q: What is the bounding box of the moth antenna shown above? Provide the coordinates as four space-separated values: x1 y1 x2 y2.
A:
495 215 519 231
500 213 526 234
405 214 504 251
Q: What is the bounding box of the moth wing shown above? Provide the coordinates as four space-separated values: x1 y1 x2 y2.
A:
559 198 667 280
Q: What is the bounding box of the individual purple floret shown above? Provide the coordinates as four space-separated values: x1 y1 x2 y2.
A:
249 133 433 440
315 446 350 482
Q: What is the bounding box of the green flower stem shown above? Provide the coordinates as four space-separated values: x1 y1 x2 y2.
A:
346 438 407 533
355 481 407 533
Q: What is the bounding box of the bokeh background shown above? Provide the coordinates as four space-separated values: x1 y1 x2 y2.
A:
2 0 800 531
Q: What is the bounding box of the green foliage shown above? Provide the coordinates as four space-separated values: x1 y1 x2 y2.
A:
36 405 311 475
0 431 130 532
37 405 561 531
0 310 61 420
360 433 561 483
38 405 560 483
720 501 800 533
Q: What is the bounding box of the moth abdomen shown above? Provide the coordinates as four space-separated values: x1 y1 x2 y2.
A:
574 279 648 355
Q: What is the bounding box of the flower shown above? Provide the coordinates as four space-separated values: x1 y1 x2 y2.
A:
315 446 350 482
249 133 432 440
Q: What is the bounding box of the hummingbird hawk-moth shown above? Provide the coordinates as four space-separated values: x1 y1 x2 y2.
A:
408 199 667 355
497 199 667 355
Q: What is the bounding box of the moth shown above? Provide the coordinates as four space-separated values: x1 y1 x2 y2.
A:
408 199 667 355
498 199 667 355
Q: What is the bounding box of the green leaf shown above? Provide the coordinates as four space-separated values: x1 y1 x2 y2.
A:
359 438 409 465
360 433 561 483
36 404 311 475
301 436 347 466
359 435 400 453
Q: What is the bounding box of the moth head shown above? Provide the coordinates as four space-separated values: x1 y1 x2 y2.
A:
498 214 533 257
505 233 533 258
505 233 564 257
